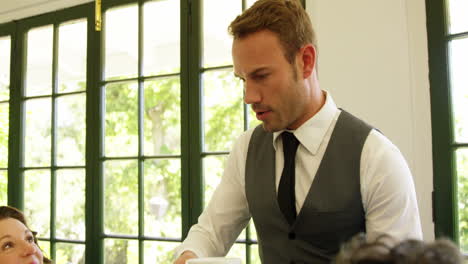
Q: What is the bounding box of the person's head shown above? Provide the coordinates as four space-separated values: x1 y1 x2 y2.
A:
334 233 464 264
229 0 322 132
0 206 52 264
391 238 464 264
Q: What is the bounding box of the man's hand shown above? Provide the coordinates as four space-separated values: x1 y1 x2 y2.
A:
174 250 198 264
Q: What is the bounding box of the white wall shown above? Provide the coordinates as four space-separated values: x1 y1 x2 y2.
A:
306 0 434 240
0 0 93 24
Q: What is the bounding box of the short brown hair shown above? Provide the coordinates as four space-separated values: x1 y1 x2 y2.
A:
228 0 316 64
0 206 53 263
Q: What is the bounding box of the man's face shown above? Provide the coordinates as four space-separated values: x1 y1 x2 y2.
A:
232 30 310 132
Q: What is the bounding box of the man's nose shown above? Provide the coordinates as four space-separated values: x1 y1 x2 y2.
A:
243 80 261 105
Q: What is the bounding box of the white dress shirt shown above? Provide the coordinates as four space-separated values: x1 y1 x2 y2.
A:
175 92 422 258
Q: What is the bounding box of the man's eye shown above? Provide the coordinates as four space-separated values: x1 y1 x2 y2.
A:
253 74 268 80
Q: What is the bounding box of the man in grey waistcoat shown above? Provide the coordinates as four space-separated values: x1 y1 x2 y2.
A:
174 0 422 263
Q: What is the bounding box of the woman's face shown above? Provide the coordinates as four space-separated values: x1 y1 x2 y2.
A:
0 218 43 264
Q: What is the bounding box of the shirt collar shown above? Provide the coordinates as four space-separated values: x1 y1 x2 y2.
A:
273 91 339 155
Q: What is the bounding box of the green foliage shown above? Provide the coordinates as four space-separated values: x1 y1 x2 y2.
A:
457 149 468 252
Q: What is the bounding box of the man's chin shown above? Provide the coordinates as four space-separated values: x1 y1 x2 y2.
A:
261 122 282 133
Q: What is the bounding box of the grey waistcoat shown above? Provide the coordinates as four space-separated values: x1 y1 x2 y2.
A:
245 110 372 264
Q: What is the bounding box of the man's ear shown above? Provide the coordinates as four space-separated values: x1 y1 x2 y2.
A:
299 44 316 79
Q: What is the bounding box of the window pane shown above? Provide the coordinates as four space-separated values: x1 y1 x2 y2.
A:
144 159 181 238
143 0 180 75
457 148 468 252
0 171 6 204
25 25 53 96
24 169 51 239
56 169 85 241
144 77 181 156
203 0 241 67
105 82 138 157
104 160 138 235
24 98 51 167
447 0 468 34
0 36 10 101
144 241 180 264
0 103 9 167
57 94 86 166
449 38 468 143
250 244 261 264
248 104 261 130
104 239 138 264
203 70 243 152
56 243 85 264
104 5 138 80
249 220 257 241
38 240 51 260
203 155 227 207
58 19 87 93
227 243 245 263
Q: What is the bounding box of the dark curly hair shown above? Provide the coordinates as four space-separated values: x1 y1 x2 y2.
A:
334 233 464 264
0 206 52 263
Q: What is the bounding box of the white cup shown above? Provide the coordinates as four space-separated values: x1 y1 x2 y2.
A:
186 257 242 264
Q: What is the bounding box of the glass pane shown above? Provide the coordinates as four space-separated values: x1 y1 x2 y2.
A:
38 240 51 261
449 38 468 143
0 36 11 101
57 94 86 166
0 103 9 167
227 243 245 263
24 170 50 239
105 82 138 157
249 220 257 241
58 19 87 93
447 0 468 34
105 239 138 264
25 25 53 96
203 0 241 67
203 70 243 152
144 159 181 238
0 171 6 205
56 169 85 241
457 148 468 252
56 243 85 264
144 241 180 264
248 104 261 130
143 0 180 75
250 244 261 264
104 160 138 235
203 155 227 207
105 5 138 80
24 98 51 167
144 77 181 156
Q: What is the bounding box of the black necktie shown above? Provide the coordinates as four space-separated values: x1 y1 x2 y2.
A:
278 132 300 225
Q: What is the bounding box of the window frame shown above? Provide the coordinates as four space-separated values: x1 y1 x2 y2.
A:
1 0 306 263
426 0 468 243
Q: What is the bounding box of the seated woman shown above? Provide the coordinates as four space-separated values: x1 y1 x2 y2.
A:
0 206 52 264
334 232 464 264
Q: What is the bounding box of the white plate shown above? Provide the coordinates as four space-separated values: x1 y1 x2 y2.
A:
186 257 242 264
